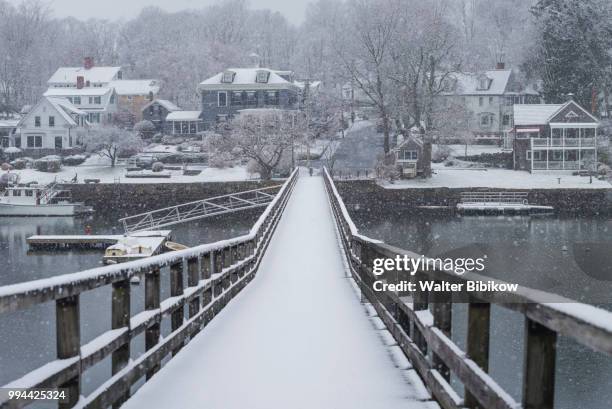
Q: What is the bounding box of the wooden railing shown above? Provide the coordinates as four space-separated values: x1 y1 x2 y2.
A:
0 169 299 409
323 167 612 409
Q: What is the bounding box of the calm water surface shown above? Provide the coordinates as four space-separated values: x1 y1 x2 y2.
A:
353 210 612 409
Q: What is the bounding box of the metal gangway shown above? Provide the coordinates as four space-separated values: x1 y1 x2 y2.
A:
460 191 529 205
119 184 283 233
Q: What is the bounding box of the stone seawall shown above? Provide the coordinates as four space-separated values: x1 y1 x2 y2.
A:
335 180 612 214
62 181 278 217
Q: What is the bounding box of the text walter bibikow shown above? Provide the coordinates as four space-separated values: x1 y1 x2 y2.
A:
370 255 519 293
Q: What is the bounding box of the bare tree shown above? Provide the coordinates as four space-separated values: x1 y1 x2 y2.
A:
335 0 400 155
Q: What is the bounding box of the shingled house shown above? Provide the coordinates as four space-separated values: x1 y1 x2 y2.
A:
510 100 599 172
197 68 300 128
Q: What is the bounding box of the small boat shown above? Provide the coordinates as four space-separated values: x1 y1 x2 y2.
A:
0 182 92 217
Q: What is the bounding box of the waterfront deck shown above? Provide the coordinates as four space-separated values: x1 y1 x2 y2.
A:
26 230 172 250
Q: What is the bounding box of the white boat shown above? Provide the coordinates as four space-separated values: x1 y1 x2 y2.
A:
0 183 91 216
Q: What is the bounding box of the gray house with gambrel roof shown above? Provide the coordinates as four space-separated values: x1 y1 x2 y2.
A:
197 68 300 127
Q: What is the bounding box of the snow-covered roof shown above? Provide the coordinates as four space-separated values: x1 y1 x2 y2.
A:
166 111 201 121
48 66 121 85
294 80 322 90
44 87 112 97
198 68 298 90
447 69 512 96
142 99 181 113
513 104 565 125
110 80 160 96
47 97 86 125
0 119 19 128
19 97 87 128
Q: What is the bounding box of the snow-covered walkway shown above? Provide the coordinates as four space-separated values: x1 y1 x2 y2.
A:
123 175 436 409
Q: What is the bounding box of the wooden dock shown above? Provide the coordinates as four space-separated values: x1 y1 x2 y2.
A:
26 231 172 251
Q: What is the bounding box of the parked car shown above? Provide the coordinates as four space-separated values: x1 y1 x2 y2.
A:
127 154 159 169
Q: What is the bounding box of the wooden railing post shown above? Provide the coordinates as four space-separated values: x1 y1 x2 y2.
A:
522 317 557 409
111 278 130 407
187 257 200 318
201 252 211 280
170 260 184 355
56 295 80 409
145 266 161 380
412 272 428 355
431 287 452 380
465 301 491 408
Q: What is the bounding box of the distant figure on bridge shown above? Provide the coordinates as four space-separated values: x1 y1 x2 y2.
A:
309 167 313 176
85 225 92 235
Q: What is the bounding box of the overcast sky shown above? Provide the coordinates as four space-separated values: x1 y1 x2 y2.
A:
16 0 310 24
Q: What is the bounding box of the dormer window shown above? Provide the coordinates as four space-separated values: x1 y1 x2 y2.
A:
477 76 491 91
222 71 235 83
256 70 270 84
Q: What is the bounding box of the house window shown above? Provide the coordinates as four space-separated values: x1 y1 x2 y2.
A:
55 136 63 149
526 151 542 160
110 94 115 104
231 91 243 106
478 78 490 90
190 122 196 134
399 150 418 161
480 114 492 126
117 71 122 79
246 91 257 106
1 137 8 148
265 91 279 105
35 116 41 127
553 151 563 160
489 96 494 105
89 97 93 104
69 136 73 147
222 71 235 83
218 92 227 107
94 96 101 104
256 70 270 84
14 136 21 148
479 97 484 107
502 114 511 126
74 96 81 105
27 135 42 148
49 116 55 127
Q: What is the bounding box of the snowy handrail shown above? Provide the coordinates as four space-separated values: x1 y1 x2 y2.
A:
323 167 612 409
0 168 299 409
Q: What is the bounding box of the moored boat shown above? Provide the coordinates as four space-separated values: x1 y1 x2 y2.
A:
0 183 92 216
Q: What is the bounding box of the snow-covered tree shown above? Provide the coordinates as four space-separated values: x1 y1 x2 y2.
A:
215 110 298 180
134 120 156 139
82 127 144 167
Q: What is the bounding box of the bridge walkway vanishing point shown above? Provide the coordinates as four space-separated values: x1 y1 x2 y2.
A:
122 174 438 409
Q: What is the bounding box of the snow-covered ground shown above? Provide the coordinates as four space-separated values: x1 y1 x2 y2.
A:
122 176 436 409
381 164 611 189
6 163 255 185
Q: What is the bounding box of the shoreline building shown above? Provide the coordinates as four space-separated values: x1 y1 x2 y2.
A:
439 64 541 143
510 100 599 173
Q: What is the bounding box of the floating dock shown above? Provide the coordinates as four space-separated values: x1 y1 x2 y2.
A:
27 231 172 252
457 203 554 213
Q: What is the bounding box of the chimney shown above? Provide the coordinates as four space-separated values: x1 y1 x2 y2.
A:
496 62 505 70
84 57 94 70
76 76 84 89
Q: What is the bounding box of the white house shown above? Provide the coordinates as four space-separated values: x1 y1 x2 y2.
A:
45 58 160 126
43 87 116 125
439 64 541 142
17 96 87 154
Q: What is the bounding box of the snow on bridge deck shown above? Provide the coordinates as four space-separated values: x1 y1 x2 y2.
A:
123 175 438 409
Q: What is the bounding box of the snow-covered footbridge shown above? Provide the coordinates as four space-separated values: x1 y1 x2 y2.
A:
1 169 612 409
